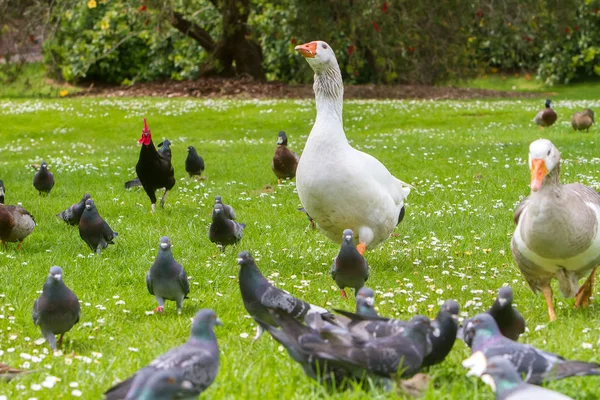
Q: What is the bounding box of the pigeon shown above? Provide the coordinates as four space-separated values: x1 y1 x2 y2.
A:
0 204 36 250
480 356 573 400
462 313 600 384
157 139 172 160
56 193 91 226
327 306 408 340
146 236 190 314
214 196 235 220
185 146 205 178
124 178 142 189
78 199 118 254
486 286 526 341
104 309 221 400
33 162 54 195
0 179 5 203
236 251 329 340
136 369 191 400
298 207 315 229
331 229 369 299
355 287 378 318
32 266 80 350
421 299 459 368
0 363 40 381
209 203 244 250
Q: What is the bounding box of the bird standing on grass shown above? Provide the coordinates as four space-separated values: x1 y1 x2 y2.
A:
185 146 205 179
79 199 118 254
146 236 190 314
209 203 244 250
0 203 36 250
56 193 91 226
214 196 236 220
32 266 80 351
33 162 54 195
331 229 369 299
532 99 557 128
272 131 299 184
571 108 594 131
486 286 525 341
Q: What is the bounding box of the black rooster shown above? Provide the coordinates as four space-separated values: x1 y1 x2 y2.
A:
134 118 175 212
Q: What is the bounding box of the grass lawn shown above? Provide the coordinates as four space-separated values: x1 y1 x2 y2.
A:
1 93 600 400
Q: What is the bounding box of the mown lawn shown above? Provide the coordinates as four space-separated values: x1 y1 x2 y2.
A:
1 94 600 399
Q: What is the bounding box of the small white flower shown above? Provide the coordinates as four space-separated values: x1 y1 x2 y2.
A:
71 389 83 397
239 333 249 339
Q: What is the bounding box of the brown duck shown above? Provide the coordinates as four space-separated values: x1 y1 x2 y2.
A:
532 99 558 128
571 108 594 131
0 204 36 250
272 131 299 184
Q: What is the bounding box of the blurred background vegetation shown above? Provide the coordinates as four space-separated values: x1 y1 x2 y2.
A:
0 0 599 88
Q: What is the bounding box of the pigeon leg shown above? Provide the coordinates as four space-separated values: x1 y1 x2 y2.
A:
17 241 23 251
253 324 264 341
57 334 64 347
160 190 169 208
340 289 347 299
176 298 184 315
44 331 57 350
151 203 156 213
542 284 556 321
575 267 597 308
154 296 165 313
356 243 367 256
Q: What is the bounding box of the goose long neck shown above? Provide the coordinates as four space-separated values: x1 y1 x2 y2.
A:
314 66 344 125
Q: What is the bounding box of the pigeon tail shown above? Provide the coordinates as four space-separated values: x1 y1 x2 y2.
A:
104 376 134 400
124 178 142 189
541 361 600 383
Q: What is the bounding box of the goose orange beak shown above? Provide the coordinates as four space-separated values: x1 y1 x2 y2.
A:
530 158 547 192
295 41 317 58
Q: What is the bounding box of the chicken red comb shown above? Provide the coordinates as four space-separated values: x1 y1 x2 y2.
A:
143 118 150 134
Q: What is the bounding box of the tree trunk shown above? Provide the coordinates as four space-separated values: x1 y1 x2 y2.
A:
171 0 265 81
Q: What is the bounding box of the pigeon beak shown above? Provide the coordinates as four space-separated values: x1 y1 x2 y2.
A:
160 243 169 249
365 297 374 307
465 321 474 331
85 205 91 210
295 41 317 58
530 158 547 192
480 374 497 392
215 318 223 326
52 274 62 280
451 314 459 322
431 323 441 338
237 257 244 264
344 235 353 241
498 298 507 307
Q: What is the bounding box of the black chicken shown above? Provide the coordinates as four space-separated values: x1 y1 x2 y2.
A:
134 118 175 212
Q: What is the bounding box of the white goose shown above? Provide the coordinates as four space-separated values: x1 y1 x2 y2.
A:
511 139 600 321
294 41 411 254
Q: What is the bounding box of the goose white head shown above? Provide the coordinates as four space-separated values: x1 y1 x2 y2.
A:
528 139 560 192
295 41 338 73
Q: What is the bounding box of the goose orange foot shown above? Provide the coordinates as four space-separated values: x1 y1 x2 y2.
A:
542 285 556 321
575 267 597 309
356 243 366 256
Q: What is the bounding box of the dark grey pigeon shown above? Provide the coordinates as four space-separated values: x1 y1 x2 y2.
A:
486 286 526 341
146 236 190 314
327 308 407 340
422 300 459 368
236 251 329 340
157 139 172 160
331 229 369 299
136 369 190 400
481 356 573 400
185 146 205 178
33 162 54 195
297 207 315 229
104 309 221 400
214 196 236 220
355 287 378 318
56 194 91 226
32 266 80 350
463 313 600 384
78 199 118 254
0 180 5 204
209 203 244 250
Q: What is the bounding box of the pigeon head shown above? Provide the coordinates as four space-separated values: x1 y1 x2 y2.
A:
277 131 288 146
48 266 63 281
159 236 172 251
82 193 91 202
187 145 196 153
139 369 189 398
190 309 222 339
341 229 354 244
40 162 48 170
407 315 433 336
138 118 152 146
236 251 254 267
356 287 375 307
295 41 339 73
212 203 225 218
442 300 460 320
214 195 223 204
481 356 522 393
84 199 96 211
544 99 552 108
528 139 560 192
497 286 513 307
465 313 500 341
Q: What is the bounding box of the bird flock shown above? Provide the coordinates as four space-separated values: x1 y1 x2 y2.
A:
0 40 599 399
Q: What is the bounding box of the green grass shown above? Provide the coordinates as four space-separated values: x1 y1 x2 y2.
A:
0 94 599 400
0 63 80 99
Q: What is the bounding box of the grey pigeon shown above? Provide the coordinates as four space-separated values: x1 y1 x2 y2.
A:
236 251 329 340
214 196 235 220
104 309 221 400
0 204 36 250
355 287 378 318
185 146 205 178
157 139 172 160
33 162 54 195
331 229 369 299
78 199 118 254
56 194 91 226
146 236 190 314
327 307 408 340
136 369 191 400
481 356 573 400
421 300 459 368
297 207 315 229
32 266 80 350
0 179 5 204
209 203 244 250
487 286 526 341
463 313 600 384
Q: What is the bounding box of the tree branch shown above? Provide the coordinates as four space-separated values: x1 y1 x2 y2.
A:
170 11 216 53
